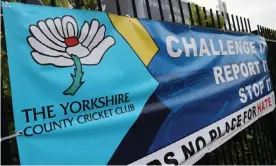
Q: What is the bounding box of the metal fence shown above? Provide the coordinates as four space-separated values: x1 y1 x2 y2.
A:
1 0 276 165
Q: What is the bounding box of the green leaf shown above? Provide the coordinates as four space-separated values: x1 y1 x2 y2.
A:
56 0 69 8
40 0 51 6
246 134 253 140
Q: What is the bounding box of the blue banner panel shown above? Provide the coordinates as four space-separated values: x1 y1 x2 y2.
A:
2 2 275 165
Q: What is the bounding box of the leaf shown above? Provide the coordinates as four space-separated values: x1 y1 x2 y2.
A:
246 134 253 140
40 0 50 6
56 0 69 8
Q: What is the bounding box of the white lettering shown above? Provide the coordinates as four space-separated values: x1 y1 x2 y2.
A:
166 36 182 58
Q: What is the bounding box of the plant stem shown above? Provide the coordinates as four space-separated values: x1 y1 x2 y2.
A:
63 55 84 96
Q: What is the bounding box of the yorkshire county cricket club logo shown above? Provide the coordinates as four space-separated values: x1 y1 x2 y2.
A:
27 16 115 96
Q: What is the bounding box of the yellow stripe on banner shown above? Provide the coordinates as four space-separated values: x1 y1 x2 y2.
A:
108 14 159 66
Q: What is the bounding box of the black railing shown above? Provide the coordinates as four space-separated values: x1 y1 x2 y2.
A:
1 0 276 165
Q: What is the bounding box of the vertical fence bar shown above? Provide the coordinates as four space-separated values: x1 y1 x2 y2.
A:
264 27 268 38
231 14 236 31
195 5 201 26
145 0 152 19
115 0 121 15
251 125 260 164
97 0 102 11
216 10 221 28
269 28 272 39
240 17 244 32
188 3 194 25
247 19 252 32
203 7 208 27
236 16 240 32
256 122 267 164
221 12 227 30
168 0 175 22
227 13 231 30
238 134 246 165
210 9 215 28
265 27 268 39
244 18 248 33
260 26 263 37
178 0 185 23
260 26 264 37
50 0 56 6
74 0 80 9
257 25 261 35
244 128 254 165
132 0 138 17
264 117 276 163
157 0 164 21
227 142 235 164
221 144 228 164
261 118 273 164
254 123 265 164
266 28 270 38
233 137 240 165
259 120 270 164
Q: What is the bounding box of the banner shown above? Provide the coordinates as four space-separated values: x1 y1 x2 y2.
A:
2 2 275 165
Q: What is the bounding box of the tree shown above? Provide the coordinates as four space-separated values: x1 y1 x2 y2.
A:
188 3 225 29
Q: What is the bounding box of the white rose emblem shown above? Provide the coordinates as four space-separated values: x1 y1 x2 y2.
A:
27 16 115 95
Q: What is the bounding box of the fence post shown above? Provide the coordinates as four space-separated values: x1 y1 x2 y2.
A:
187 3 194 25
1 86 13 165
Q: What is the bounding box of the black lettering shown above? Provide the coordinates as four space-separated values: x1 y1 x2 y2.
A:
118 94 124 104
98 111 105 118
21 108 32 123
248 108 252 120
164 152 178 165
130 104 135 111
53 121 62 129
91 98 99 109
77 115 84 124
181 141 195 160
147 160 161 165
125 93 130 102
209 129 217 142
33 107 47 121
237 114 242 128
24 126 33 136
231 118 237 130
44 123 53 132
84 114 91 122
60 102 70 115
114 94 118 105
217 127 222 138
70 101 82 113
196 136 206 151
92 112 99 120
82 100 90 111
33 124 43 134
252 106 257 117
226 122 231 133
47 105 56 119
244 111 248 124
106 95 114 106
115 107 122 114
98 97 105 108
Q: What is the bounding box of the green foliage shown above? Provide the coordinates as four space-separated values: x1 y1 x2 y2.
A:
188 3 225 29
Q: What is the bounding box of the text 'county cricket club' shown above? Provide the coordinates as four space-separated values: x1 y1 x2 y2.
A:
27 16 116 95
